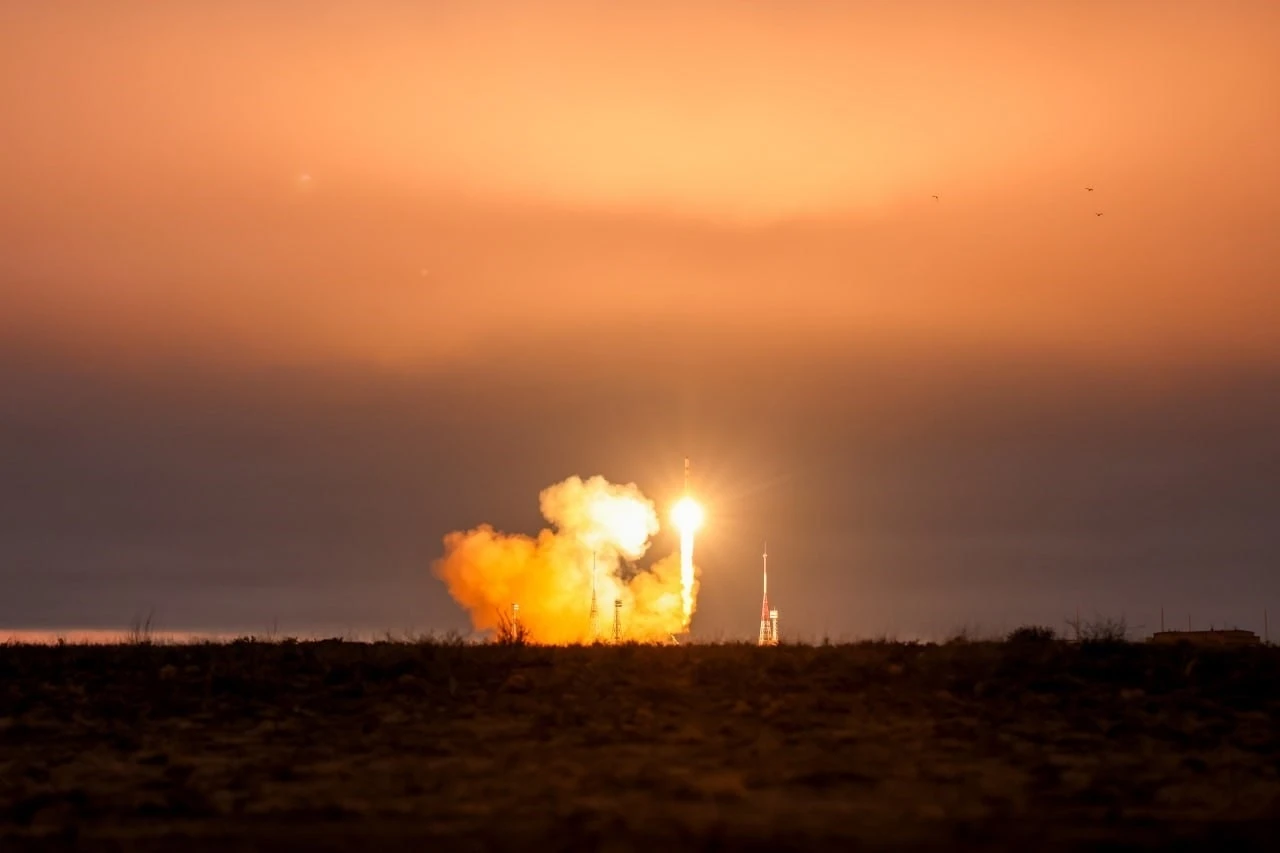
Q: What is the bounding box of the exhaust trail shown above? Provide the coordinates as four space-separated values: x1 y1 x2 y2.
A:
670 457 704 628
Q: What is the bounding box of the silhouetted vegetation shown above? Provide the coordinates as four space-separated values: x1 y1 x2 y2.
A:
1 639 1277 848
1080 615 1130 645
493 607 534 645
1006 624 1057 644
124 609 156 646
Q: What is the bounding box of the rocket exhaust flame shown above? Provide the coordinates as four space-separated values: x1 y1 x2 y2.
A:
670 495 704 626
433 475 699 643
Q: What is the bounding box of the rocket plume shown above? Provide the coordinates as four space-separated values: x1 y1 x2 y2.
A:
433 475 698 643
670 495 704 626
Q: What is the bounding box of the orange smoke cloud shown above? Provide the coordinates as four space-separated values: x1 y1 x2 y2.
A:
433 475 697 643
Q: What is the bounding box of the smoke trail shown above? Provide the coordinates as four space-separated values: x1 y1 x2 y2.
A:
433 475 697 643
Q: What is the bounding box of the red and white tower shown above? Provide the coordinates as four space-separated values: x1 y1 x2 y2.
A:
758 543 778 645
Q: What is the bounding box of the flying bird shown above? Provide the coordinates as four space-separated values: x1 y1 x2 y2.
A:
1095 212 1104 217
1085 187 1094 192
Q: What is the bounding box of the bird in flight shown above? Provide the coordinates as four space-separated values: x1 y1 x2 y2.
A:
1085 187 1094 192
1095 212 1104 217
931 194 939 201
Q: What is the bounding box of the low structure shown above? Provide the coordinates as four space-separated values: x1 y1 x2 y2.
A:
1148 629 1261 647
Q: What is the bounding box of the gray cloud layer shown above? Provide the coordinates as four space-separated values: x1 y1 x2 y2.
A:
3 346 1277 640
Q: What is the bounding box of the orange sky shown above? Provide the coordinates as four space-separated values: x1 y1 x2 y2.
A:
3 0 1279 370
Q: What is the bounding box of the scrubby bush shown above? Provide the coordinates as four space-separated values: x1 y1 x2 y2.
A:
1007 625 1057 644
125 610 156 645
493 608 534 645
1080 616 1129 645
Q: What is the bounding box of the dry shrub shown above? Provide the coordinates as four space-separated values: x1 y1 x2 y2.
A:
1081 616 1129 645
493 608 534 645
1007 625 1057 645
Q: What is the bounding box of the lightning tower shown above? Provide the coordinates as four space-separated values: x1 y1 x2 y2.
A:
758 543 777 646
588 551 599 641
613 598 623 643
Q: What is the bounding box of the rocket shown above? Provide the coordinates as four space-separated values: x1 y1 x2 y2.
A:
684 456 690 494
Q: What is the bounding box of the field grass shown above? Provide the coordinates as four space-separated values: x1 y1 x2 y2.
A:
2 638 1278 850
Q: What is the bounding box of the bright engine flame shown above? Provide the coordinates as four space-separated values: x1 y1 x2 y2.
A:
671 496 704 627
671 496 704 533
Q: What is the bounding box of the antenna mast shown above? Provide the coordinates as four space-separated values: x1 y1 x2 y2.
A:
758 542 777 646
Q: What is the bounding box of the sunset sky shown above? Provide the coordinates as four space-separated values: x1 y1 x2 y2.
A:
3 1 1279 640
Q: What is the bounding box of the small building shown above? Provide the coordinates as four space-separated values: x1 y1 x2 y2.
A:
1148 629 1261 647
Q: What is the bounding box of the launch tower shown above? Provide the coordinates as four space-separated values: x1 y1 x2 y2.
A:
758 544 778 646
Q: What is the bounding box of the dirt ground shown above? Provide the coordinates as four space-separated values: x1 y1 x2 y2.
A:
2 638 1278 850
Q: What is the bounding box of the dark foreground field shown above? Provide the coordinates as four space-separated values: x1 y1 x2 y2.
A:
2 639 1279 851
